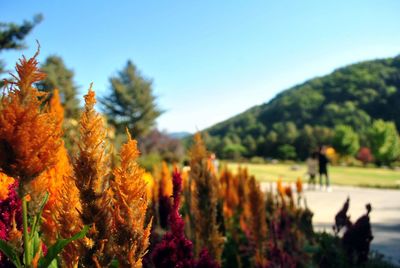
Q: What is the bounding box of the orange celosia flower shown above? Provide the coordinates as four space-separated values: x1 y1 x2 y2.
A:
49 89 64 129
277 177 284 196
142 172 155 202
160 161 173 198
0 173 15 200
296 177 303 194
29 91 83 267
247 176 268 267
111 131 152 267
219 167 239 218
0 50 61 190
74 85 114 266
189 133 223 262
75 85 110 198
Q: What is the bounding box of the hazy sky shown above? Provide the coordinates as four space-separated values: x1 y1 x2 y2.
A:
2 1 400 133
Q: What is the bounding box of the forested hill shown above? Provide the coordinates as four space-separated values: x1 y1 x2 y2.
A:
203 55 400 160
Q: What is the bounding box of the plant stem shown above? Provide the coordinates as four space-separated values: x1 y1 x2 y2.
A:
22 196 31 266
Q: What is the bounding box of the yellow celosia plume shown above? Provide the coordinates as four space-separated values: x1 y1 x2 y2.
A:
111 131 152 267
160 161 173 198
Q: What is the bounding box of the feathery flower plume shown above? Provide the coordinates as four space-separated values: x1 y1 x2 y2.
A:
49 89 64 129
0 180 22 266
190 133 224 263
158 161 173 229
246 176 267 267
277 177 284 197
111 131 152 267
296 177 303 194
142 172 155 203
219 167 239 218
152 169 195 268
25 89 81 265
0 49 61 194
26 88 84 266
74 85 114 266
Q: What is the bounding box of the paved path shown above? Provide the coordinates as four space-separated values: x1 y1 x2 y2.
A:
261 183 400 265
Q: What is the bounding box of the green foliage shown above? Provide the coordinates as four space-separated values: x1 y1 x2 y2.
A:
0 193 89 268
332 125 360 157
37 55 80 118
313 232 347 268
203 56 400 163
277 144 297 160
0 15 42 77
367 120 400 166
222 143 247 160
312 233 397 268
138 152 162 172
0 240 21 267
0 14 42 49
38 226 89 268
101 60 162 140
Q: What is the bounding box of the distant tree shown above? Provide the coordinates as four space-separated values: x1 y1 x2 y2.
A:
272 122 298 145
0 14 42 75
277 144 297 160
243 135 257 156
367 120 400 166
295 125 318 160
356 147 374 166
332 125 360 158
138 129 184 163
101 60 162 139
37 55 80 118
222 144 247 160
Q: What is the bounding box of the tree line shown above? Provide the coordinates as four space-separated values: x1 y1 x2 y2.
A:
204 55 400 165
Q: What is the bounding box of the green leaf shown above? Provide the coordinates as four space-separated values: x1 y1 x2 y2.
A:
30 192 49 239
0 239 22 268
47 258 58 268
27 230 42 262
38 225 89 268
110 259 119 268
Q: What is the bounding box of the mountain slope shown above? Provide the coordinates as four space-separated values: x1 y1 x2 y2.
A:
203 55 400 159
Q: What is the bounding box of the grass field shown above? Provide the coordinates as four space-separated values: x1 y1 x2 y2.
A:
226 162 400 189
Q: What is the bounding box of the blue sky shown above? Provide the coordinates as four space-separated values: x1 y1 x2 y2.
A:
2 1 400 133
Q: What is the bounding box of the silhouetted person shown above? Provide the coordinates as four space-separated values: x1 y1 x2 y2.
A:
318 146 331 191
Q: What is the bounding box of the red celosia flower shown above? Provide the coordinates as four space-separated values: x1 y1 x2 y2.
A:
0 181 22 266
152 170 196 268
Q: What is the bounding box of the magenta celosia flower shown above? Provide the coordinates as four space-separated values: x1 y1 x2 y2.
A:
152 170 220 268
152 170 195 268
195 248 219 268
0 181 22 266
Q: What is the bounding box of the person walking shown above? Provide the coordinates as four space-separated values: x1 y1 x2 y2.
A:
306 151 318 189
318 146 331 192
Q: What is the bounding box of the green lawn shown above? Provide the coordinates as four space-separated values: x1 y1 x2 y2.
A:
225 162 400 189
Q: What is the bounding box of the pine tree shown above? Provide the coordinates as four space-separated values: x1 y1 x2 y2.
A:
37 55 80 119
0 15 42 74
101 60 162 139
